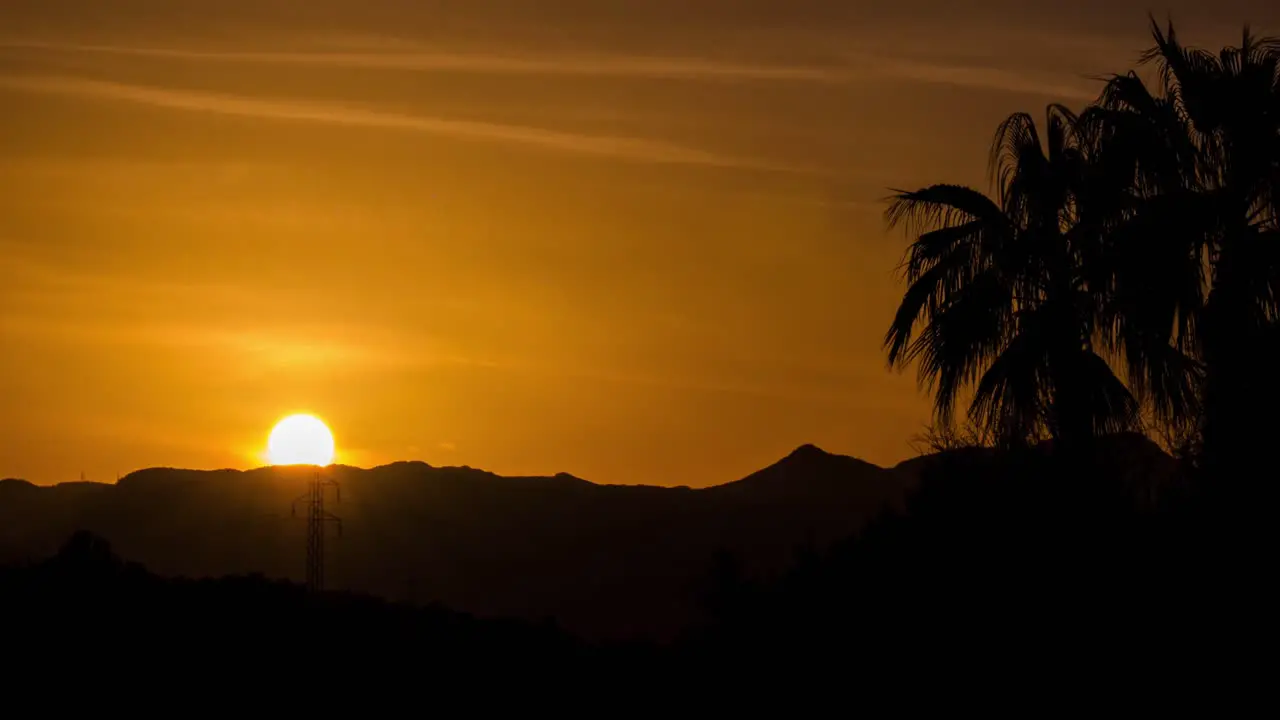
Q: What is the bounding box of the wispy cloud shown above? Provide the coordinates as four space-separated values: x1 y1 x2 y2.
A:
0 40 847 82
0 311 484 375
2 248 254 305
1 252 492 373
494 356 894 412
0 39 1102 100
843 52 1099 101
0 74 797 171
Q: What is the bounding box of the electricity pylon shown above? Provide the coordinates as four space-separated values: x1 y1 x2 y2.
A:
292 469 342 593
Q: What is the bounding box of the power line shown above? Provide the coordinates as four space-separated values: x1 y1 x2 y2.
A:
291 469 342 593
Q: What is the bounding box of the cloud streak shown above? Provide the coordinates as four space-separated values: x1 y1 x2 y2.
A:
0 310 485 375
1 253 488 373
845 52 1098 101
0 75 794 171
0 40 1101 100
2 247 255 305
0 40 847 83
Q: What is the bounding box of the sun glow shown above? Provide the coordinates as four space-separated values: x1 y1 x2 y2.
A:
267 414 336 466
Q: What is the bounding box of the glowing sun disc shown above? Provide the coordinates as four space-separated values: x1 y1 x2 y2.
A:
267 414 335 466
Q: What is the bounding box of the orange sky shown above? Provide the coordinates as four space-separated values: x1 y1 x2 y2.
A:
2 1 1276 486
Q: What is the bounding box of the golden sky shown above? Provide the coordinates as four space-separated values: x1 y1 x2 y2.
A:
2 1 1276 486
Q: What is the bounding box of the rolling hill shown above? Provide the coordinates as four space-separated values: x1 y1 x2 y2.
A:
0 435 1176 641
0 444 916 640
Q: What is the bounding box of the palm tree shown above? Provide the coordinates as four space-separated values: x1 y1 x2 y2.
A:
884 106 1139 451
1089 18 1280 483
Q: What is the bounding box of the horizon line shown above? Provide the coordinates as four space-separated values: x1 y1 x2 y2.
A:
2 442 866 489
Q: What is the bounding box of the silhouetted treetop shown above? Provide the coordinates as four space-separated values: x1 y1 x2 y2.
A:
884 16 1280 484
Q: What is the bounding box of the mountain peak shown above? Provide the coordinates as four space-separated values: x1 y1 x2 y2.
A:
785 444 830 461
708 443 886 495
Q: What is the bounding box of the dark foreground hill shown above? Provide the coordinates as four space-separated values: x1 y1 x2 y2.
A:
1 530 587 675
0 436 1176 641
7 437 1257 705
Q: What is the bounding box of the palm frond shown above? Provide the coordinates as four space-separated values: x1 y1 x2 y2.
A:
966 329 1048 447
884 185 1006 237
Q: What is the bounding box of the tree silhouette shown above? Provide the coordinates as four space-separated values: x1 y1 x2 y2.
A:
1088 18 1280 490
884 105 1138 450
887 18 1280 482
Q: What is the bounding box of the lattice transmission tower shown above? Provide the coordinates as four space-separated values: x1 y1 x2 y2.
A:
292 470 342 593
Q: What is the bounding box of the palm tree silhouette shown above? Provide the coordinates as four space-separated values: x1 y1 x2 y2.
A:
884 105 1139 450
1089 18 1280 484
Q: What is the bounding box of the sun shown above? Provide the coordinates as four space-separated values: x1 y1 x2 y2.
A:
267 414 335 466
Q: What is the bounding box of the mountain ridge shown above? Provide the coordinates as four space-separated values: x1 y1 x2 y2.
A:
8 442 881 491
0 443 909 642
0 436 1176 642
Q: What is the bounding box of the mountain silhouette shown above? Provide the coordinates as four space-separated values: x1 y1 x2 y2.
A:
711 443 887 496
0 439 1172 641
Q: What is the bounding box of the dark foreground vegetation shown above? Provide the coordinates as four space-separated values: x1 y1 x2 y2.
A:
687 451 1273 695
0 445 914 643
2 532 588 676
3 447 1270 703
